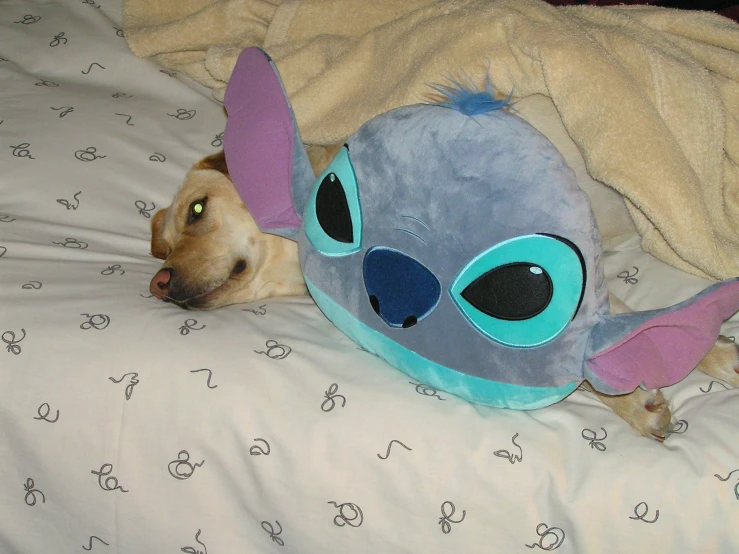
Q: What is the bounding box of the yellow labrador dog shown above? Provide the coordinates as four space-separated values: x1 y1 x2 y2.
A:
149 152 306 310
149 97 739 440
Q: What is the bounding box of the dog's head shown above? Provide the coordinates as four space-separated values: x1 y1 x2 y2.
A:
149 152 306 310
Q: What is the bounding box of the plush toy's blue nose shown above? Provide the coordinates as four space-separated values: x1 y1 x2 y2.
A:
363 247 441 328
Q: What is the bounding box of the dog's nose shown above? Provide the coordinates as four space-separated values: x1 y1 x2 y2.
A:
363 248 441 328
149 268 173 301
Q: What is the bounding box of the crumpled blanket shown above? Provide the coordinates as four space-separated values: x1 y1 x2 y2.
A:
124 0 739 281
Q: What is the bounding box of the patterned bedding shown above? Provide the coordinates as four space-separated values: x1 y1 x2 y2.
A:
2 1 739 552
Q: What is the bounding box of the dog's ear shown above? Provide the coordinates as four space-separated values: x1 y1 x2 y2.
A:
224 47 315 242
150 208 169 260
195 151 229 176
306 144 343 177
584 279 739 394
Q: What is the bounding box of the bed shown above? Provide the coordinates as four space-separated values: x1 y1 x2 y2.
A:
2 1 739 552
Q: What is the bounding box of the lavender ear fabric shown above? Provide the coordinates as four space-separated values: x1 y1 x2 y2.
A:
223 47 314 240
585 279 739 393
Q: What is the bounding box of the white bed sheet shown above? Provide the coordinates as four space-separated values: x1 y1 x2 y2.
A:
2 1 739 552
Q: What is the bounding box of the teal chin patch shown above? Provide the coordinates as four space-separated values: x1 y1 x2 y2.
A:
306 277 579 410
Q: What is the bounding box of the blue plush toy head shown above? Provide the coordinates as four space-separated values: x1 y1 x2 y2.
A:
225 48 739 410
298 101 607 409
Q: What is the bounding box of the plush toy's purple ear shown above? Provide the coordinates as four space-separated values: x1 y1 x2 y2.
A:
223 47 315 241
585 279 739 393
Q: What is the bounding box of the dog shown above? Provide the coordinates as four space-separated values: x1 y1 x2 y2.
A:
149 96 739 440
149 151 306 310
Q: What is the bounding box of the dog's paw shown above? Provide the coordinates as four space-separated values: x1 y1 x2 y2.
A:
697 335 739 387
590 386 675 442
628 388 675 442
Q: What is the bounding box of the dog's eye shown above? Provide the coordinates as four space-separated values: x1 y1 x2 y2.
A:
188 198 207 223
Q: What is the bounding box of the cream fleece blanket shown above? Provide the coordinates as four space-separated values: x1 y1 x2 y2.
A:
124 0 739 281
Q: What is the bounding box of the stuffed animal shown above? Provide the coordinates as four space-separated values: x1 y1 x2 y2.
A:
224 47 739 410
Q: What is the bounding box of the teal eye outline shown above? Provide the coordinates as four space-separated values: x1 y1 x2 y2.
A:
304 146 362 256
450 234 585 347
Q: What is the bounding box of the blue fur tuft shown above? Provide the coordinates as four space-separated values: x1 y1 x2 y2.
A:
429 75 513 116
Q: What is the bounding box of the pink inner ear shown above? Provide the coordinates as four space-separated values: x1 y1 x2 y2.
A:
587 280 739 391
223 47 301 231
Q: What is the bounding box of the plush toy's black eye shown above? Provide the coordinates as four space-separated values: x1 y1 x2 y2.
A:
315 173 353 243
461 263 553 321
188 198 207 224
305 146 362 256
